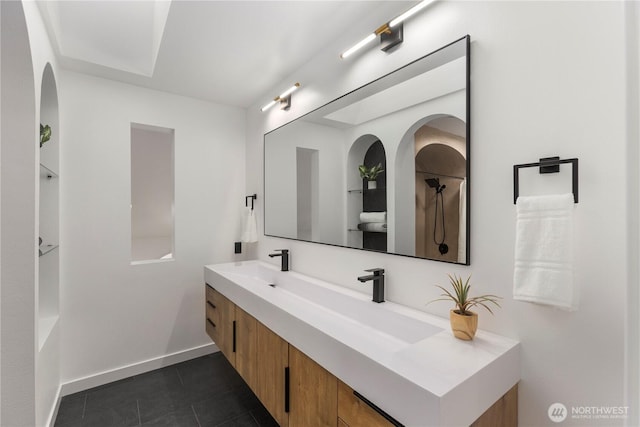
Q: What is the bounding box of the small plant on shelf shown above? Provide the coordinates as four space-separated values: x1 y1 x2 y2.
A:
358 163 384 180
359 163 384 189
429 274 501 340
40 123 51 147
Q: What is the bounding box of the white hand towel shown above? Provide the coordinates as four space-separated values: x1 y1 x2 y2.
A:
513 193 576 311
359 211 386 223
357 222 387 233
240 207 258 243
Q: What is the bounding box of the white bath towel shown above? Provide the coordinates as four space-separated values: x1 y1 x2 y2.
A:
240 207 258 243
357 222 387 233
359 211 386 223
513 193 576 311
457 179 467 264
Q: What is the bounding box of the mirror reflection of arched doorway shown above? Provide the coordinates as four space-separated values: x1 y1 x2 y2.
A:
362 141 387 252
346 135 387 251
414 117 466 262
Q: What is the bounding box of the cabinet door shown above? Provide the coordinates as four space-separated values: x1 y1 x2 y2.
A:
470 384 518 427
235 306 257 390
289 345 337 427
337 380 394 427
256 322 289 427
205 285 236 366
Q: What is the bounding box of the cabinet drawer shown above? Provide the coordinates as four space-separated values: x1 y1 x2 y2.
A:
338 380 396 427
206 301 218 325
205 284 220 342
205 316 217 341
205 284 217 304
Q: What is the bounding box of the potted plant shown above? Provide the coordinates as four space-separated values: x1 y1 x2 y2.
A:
40 123 51 147
358 163 384 189
429 274 501 340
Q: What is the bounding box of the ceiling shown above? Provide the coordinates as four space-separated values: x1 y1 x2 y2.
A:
36 1 411 109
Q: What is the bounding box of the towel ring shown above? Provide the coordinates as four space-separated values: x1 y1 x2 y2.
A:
245 194 257 210
513 157 579 204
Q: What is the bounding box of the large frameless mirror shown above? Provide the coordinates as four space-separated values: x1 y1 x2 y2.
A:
264 35 470 264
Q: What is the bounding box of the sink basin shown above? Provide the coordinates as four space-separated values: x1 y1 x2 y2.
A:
208 261 442 345
276 273 441 344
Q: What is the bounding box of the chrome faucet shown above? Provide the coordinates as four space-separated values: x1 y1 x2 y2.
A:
357 268 385 303
268 249 289 271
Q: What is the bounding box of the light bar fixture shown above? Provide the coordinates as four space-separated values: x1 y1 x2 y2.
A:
260 83 301 112
340 0 435 59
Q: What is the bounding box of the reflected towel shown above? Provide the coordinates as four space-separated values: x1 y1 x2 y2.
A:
457 178 467 264
513 193 576 311
240 207 258 243
357 222 387 233
359 211 386 223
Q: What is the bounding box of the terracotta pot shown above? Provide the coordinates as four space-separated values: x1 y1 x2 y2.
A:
449 309 478 340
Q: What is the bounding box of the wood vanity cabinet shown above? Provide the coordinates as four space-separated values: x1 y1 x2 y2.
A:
204 283 517 427
289 345 337 427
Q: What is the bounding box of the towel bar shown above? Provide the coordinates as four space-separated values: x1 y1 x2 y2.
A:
513 157 578 204
245 194 257 210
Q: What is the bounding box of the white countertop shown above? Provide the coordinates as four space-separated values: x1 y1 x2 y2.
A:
205 260 519 426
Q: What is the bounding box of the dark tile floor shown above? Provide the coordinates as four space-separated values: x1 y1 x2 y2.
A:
54 352 279 427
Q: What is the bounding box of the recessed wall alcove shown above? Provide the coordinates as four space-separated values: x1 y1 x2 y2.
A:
37 62 61 427
346 135 387 251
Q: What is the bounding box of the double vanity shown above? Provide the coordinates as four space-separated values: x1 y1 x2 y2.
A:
204 260 519 426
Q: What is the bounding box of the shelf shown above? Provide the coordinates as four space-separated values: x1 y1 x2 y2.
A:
39 243 59 257
347 187 387 193
39 163 58 179
349 227 387 233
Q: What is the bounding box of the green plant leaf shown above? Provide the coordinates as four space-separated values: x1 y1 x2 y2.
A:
429 274 502 316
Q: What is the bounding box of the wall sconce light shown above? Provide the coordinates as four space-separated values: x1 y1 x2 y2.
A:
340 0 435 59
260 83 301 112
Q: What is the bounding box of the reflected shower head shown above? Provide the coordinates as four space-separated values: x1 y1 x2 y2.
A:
425 178 440 188
426 177 446 193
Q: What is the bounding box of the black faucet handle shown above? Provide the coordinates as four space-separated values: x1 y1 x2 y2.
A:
274 249 288 253
364 268 384 275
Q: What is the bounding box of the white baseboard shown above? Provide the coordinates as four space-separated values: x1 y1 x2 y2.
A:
46 385 62 427
60 343 219 397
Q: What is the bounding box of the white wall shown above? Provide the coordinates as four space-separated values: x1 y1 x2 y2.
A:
1 2 37 425
626 1 640 421
59 71 246 385
248 2 634 426
17 2 64 425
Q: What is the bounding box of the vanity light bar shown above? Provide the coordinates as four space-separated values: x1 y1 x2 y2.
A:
340 0 435 59
340 33 377 59
260 83 301 112
389 0 434 27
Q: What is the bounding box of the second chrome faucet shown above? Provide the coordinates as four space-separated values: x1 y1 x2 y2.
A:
358 268 385 303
